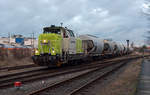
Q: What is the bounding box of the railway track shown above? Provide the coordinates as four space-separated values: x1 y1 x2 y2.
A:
0 54 143 72
69 61 127 95
0 58 124 89
27 60 129 95
26 55 149 95
0 55 148 91
0 64 38 71
0 56 148 95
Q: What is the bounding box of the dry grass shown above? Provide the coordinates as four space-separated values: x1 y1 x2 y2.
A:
0 57 33 67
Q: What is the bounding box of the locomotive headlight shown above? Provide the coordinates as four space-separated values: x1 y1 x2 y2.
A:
51 48 56 55
52 50 55 53
35 50 39 54
52 48 55 53
35 50 40 55
43 40 47 43
42 39 48 44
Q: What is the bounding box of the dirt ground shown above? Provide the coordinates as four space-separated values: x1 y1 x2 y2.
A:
98 59 142 95
76 59 142 95
0 57 33 67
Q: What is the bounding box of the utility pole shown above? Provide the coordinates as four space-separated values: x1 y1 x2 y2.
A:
60 22 63 27
31 34 32 47
8 32 10 44
126 40 129 55
126 40 129 50
32 32 34 49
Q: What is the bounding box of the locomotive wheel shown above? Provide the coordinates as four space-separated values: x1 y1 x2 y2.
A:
56 61 63 67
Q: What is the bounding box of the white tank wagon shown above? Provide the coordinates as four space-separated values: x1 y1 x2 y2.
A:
119 44 133 54
129 47 134 53
124 46 128 54
122 44 128 54
110 42 119 55
120 44 125 55
103 40 116 55
114 43 123 55
79 34 104 56
102 41 128 56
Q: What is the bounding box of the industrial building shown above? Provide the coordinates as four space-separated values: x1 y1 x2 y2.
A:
0 35 38 48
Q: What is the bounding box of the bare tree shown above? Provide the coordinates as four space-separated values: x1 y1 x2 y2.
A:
145 31 150 45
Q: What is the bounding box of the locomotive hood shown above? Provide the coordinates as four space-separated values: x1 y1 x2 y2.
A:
36 33 62 55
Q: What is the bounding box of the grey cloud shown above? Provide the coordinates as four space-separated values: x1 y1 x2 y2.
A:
0 0 148 45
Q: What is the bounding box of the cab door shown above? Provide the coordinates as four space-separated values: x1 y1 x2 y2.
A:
68 30 76 54
62 29 76 54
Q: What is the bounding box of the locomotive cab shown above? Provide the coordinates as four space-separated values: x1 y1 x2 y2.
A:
44 25 76 55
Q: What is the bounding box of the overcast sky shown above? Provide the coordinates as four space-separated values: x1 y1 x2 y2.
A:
0 0 149 45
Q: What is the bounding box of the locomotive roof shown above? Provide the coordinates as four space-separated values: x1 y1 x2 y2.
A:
44 26 63 30
43 25 73 32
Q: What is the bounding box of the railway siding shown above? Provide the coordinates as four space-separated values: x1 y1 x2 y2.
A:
28 60 129 95
0 55 149 95
0 68 96 95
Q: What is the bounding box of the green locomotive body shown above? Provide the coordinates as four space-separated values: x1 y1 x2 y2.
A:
32 25 84 67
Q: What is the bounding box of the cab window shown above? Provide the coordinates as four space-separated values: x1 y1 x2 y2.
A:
63 31 69 38
68 30 75 37
43 28 61 34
